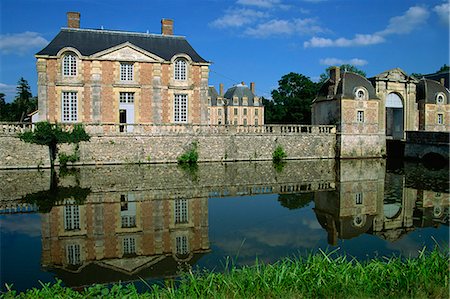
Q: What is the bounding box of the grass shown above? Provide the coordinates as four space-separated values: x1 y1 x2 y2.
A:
1 248 448 299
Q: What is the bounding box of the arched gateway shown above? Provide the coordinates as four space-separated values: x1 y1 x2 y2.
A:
385 93 404 140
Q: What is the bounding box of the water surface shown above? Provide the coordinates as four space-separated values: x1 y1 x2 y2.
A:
0 159 448 292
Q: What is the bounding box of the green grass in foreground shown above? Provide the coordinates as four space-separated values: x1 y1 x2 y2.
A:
1 248 449 299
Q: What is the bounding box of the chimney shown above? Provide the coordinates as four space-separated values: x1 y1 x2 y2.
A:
161 19 173 35
67 12 80 29
329 66 340 83
250 82 255 94
219 83 224 96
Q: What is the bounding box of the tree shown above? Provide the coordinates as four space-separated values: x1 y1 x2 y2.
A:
0 93 9 121
265 72 319 124
437 64 449 73
19 121 90 168
319 64 367 84
12 77 37 122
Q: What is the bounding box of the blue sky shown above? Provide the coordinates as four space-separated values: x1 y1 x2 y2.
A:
0 0 449 102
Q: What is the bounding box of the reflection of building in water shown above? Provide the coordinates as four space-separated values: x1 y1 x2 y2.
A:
314 159 449 245
371 172 415 241
41 192 209 286
314 159 384 246
412 190 449 228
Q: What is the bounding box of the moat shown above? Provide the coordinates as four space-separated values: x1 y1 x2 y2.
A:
0 158 448 292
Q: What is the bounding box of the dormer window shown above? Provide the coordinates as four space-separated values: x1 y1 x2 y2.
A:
174 59 187 80
120 62 134 81
354 87 367 100
436 93 445 104
63 53 77 76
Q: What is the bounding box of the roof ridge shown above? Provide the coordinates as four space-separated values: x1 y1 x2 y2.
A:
60 27 186 39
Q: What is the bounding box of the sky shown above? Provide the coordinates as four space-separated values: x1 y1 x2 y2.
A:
0 0 449 102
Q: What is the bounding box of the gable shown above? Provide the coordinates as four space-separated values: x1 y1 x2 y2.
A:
93 43 163 62
374 68 417 83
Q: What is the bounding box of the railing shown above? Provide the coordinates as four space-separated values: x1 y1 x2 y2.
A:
0 122 336 136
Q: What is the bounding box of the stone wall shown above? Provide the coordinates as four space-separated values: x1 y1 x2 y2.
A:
0 125 336 169
404 131 450 160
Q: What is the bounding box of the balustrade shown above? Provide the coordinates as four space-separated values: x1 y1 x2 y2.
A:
0 122 336 137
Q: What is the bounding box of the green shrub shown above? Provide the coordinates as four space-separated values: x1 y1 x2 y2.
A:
58 144 80 167
177 142 199 165
272 145 287 163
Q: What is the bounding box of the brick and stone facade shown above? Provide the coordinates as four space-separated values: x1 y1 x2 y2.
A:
36 13 210 126
208 82 264 126
312 66 450 158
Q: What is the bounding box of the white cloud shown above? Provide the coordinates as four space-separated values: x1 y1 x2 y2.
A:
0 31 48 55
433 1 450 25
378 6 429 35
304 34 385 48
319 57 368 66
304 5 429 48
245 18 326 38
237 0 281 8
210 8 268 28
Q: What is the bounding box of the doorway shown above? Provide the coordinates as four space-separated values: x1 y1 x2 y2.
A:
119 109 126 132
385 93 403 140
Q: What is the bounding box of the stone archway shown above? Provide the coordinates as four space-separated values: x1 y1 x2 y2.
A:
385 93 404 140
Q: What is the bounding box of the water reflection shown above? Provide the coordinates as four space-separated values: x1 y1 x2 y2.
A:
0 159 448 290
314 159 448 245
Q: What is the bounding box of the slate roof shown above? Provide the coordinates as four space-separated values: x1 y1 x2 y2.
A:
416 78 450 104
315 71 378 101
36 28 208 63
223 84 262 106
423 70 449 89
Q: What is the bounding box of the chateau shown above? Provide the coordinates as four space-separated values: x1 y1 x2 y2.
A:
35 12 211 129
35 12 266 129
312 67 450 158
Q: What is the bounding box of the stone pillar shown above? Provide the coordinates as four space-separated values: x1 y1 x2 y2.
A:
200 65 210 124
36 58 48 121
152 64 162 123
91 61 102 122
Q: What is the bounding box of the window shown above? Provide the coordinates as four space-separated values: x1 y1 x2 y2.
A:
66 244 81 265
62 92 78 122
243 108 247 116
437 113 444 124
254 118 258 126
123 237 136 255
174 94 188 123
64 205 80 230
234 108 238 115
436 93 445 104
243 118 247 126
355 192 363 205
120 92 134 103
176 235 188 255
218 108 222 116
233 98 238 105
255 109 258 116
234 118 238 125
357 111 364 123
174 59 187 80
120 63 133 81
354 87 366 100
63 53 77 76
175 199 188 224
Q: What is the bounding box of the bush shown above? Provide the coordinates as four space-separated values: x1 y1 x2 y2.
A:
272 145 287 163
177 142 199 165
